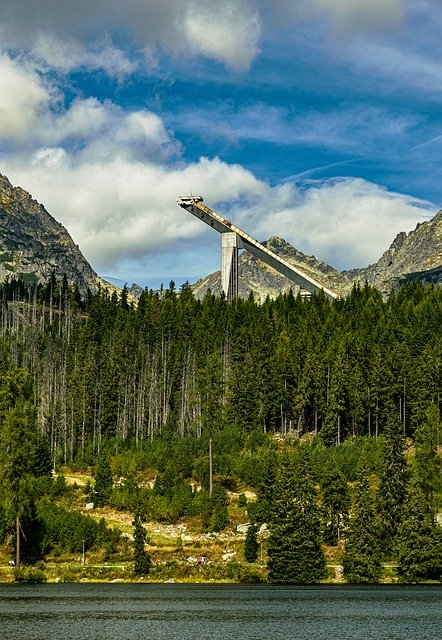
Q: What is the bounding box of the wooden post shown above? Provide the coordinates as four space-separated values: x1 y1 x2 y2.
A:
209 438 213 495
15 515 20 569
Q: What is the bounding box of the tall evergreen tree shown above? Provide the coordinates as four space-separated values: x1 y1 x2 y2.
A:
396 478 442 582
132 511 151 576
267 450 326 583
94 454 113 507
244 522 259 563
321 465 349 545
413 402 441 514
343 455 381 583
0 370 48 567
377 412 408 557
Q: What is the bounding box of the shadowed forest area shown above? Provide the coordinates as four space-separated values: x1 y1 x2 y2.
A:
0 278 440 583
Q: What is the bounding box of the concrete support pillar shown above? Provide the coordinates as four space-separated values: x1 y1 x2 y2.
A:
221 232 242 301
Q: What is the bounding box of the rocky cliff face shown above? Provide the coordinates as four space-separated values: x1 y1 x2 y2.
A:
1 172 440 301
193 236 353 301
193 210 442 300
0 174 99 295
348 210 442 293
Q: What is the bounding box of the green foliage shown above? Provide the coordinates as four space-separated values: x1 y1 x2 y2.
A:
377 414 409 556
343 456 381 583
238 493 247 508
396 480 442 582
321 465 349 545
267 451 326 583
413 402 441 513
94 454 113 507
36 499 120 555
244 522 259 563
13 566 47 583
0 278 441 579
132 511 151 576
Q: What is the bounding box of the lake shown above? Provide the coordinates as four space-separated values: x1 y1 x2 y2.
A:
0 583 440 640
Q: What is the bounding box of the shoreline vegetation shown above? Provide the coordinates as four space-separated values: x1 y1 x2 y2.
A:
0 470 439 586
0 278 441 586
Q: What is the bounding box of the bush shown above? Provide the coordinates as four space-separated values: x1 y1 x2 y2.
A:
14 567 47 583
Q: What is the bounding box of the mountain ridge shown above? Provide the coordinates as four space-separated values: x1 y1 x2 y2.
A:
0 173 99 295
1 172 441 299
193 211 442 300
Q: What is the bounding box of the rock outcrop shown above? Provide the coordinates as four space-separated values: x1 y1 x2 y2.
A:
1 171 440 301
193 211 442 300
0 174 99 295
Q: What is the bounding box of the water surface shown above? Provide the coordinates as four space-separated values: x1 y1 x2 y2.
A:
0 583 440 640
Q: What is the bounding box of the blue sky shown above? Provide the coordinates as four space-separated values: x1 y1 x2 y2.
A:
0 1 440 288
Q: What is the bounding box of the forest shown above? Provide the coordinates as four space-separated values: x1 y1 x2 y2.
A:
0 276 440 583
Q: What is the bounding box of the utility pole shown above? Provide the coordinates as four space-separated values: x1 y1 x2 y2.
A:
209 438 213 495
15 515 20 569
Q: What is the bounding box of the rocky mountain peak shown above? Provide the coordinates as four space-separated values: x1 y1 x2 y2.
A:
193 207 442 300
0 173 99 295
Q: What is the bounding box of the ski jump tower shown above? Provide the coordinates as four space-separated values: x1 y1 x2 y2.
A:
177 196 337 302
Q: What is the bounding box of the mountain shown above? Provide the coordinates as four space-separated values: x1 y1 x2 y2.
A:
193 210 442 300
193 236 353 301
0 174 99 295
348 210 442 294
1 172 440 300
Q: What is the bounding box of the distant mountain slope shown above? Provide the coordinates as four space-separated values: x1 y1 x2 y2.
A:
349 210 442 294
193 236 354 301
1 172 440 301
193 211 442 300
0 173 99 295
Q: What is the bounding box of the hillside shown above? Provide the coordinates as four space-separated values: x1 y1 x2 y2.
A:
0 174 99 296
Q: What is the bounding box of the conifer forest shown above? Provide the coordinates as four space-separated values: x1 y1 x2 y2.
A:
0 277 440 583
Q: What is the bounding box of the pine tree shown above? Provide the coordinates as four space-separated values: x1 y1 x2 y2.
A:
414 402 441 514
377 413 408 557
343 455 381 583
0 377 44 569
94 454 113 507
267 451 326 583
321 465 349 545
244 522 259 563
132 512 151 576
396 478 442 582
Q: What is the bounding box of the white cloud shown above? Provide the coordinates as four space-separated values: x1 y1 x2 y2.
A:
350 41 442 95
0 1 262 73
170 102 418 154
3 120 435 276
184 2 261 70
0 55 54 140
31 33 137 77
2 154 264 271
251 178 435 269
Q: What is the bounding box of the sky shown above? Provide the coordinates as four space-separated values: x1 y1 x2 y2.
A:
0 0 441 288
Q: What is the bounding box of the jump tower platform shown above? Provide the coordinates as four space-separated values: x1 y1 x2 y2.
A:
177 196 337 302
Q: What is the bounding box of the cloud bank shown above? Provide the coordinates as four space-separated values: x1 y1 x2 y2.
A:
0 0 262 73
0 1 438 283
1 60 434 275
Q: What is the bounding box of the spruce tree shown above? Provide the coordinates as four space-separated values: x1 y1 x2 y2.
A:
94 454 113 507
0 397 43 568
244 522 259 563
132 512 151 576
414 402 441 514
396 478 442 581
343 455 381 583
377 413 408 557
267 451 326 583
321 465 349 545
